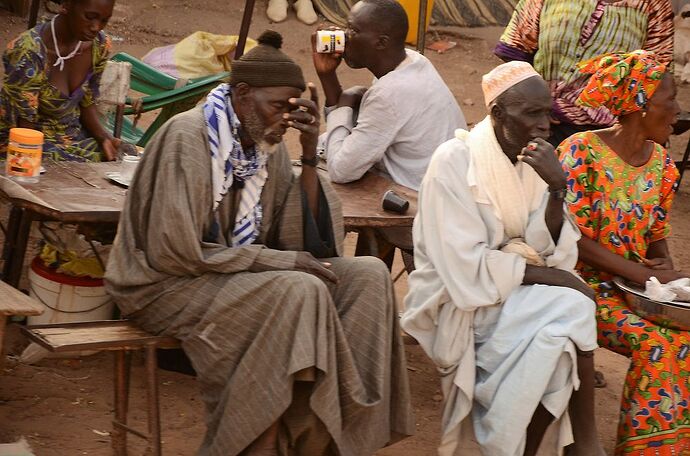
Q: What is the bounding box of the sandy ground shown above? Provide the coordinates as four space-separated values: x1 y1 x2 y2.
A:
1 0 690 454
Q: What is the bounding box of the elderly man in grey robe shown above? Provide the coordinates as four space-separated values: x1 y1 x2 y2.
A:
104 30 414 456
401 62 605 456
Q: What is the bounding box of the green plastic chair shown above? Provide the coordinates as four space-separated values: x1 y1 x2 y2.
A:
105 52 231 147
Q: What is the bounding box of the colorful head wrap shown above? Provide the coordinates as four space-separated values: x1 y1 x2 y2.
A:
577 50 667 117
482 61 542 107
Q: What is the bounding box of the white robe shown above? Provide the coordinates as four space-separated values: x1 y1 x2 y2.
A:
400 137 598 456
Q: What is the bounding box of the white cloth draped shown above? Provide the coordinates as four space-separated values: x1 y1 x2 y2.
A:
401 133 597 456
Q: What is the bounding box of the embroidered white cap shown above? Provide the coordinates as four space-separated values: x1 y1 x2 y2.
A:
482 61 541 107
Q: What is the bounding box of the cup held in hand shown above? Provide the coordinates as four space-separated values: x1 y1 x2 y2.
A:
382 190 409 214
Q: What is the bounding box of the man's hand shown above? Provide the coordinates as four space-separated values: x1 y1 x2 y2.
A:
294 251 338 283
524 265 595 301
337 85 368 109
559 272 596 301
311 30 343 76
285 83 321 158
518 138 567 190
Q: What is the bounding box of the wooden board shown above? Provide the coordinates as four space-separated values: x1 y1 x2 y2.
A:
0 160 126 223
22 320 180 352
0 281 43 316
316 168 418 228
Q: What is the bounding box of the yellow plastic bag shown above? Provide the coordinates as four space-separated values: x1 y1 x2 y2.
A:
142 32 257 79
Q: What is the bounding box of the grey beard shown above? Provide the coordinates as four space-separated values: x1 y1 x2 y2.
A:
242 109 279 155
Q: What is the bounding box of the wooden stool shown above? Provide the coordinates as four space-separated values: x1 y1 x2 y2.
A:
21 320 180 456
0 281 43 362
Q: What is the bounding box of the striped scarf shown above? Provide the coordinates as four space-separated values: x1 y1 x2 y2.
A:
203 83 268 247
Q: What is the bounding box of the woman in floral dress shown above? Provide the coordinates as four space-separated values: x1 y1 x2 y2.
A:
0 0 118 162
559 50 689 455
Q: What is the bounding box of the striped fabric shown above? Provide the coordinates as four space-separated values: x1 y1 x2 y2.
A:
496 0 674 126
312 0 518 28
203 83 268 246
104 106 415 456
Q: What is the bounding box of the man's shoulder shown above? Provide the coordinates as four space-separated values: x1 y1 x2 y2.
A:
427 135 471 177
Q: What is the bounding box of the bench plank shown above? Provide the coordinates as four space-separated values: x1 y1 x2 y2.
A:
22 320 179 353
0 281 43 316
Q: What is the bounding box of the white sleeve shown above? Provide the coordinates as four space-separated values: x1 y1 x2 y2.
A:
414 146 527 310
324 90 400 183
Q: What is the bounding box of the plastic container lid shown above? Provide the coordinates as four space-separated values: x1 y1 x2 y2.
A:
9 128 44 145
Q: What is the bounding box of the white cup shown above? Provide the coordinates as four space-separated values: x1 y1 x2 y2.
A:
120 155 140 183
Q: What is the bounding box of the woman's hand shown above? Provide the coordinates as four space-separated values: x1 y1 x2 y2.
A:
641 257 674 270
99 136 121 161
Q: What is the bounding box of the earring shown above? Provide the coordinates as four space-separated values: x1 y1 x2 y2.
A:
642 111 647 118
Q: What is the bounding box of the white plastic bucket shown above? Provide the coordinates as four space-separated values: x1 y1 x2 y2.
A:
27 257 113 325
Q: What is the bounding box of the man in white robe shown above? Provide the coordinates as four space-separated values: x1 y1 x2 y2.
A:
401 62 605 456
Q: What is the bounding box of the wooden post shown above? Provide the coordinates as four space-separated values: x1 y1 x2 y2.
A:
415 0 429 55
28 0 40 29
235 0 257 59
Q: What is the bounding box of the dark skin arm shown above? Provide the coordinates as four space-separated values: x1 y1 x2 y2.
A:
311 32 343 107
518 138 567 242
80 104 119 161
578 236 686 285
285 83 321 218
523 264 596 301
285 83 338 284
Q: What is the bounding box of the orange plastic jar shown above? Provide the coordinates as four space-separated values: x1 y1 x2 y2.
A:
6 128 43 183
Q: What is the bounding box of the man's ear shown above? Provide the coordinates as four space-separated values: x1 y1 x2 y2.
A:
375 34 390 50
490 103 503 121
234 82 252 100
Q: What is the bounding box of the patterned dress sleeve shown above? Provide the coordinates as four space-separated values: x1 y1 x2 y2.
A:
80 31 111 108
643 0 674 66
494 0 544 62
558 134 599 240
649 146 679 242
1 32 44 124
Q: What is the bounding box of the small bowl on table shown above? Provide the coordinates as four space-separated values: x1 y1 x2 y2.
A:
612 276 690 331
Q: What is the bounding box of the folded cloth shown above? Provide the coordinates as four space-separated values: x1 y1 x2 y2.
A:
645 277 690 302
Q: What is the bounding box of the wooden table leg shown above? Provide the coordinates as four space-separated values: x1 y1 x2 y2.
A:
145 344 162 456
0 315 6 368
2 206 24 286
1 208 33 289
27 0 40 29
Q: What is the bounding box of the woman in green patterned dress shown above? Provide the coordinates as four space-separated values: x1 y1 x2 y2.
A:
1 0 118 162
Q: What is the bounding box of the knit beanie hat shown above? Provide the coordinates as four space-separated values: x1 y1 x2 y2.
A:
230 30 306 91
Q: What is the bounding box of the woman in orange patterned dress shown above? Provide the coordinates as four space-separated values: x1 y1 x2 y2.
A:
559 51 689 455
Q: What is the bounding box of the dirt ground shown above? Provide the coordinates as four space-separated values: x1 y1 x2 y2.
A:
1 1 690 455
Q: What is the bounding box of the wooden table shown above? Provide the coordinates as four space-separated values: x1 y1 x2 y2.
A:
1 160 416 287
1 160 125 287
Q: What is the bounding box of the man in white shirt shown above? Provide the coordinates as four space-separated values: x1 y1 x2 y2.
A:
312 0 466 192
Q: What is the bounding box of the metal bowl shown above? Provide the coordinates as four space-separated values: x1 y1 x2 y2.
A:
612 276 690 331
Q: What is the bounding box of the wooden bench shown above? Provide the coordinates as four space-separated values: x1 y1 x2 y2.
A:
0 281 43 360
21 320 180 456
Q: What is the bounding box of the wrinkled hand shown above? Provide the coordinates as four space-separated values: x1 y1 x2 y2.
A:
337 85 368 109
100 137 121 161
311 29 343 76
518 138 566 190
285 83 321 159
294 251 338 283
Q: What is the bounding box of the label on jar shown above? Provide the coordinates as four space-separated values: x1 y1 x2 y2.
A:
7 143 42 178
